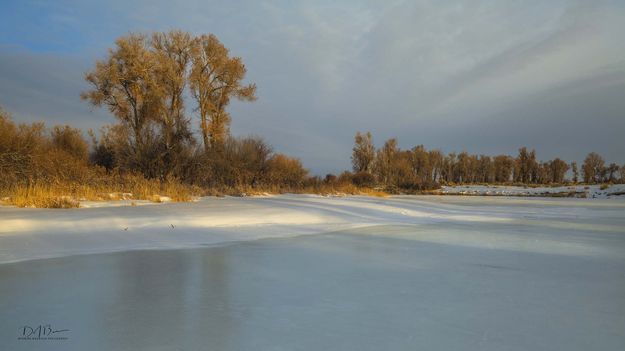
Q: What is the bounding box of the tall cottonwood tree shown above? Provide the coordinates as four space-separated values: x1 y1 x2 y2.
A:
152 30 195 176
189 34 257 152
351 131 375 173
82 34 161 174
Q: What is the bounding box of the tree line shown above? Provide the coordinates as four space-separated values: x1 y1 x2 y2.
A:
347 132 625 191
1 30 623 202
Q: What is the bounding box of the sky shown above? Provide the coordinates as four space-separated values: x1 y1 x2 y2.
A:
0 0 624 175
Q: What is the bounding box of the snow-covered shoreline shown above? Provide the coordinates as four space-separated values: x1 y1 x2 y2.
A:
441 184 625 198
2 194 625 264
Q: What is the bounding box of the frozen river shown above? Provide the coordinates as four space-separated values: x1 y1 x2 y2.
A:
1 195 625 350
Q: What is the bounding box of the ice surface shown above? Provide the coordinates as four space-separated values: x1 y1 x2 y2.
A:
1 194 624 263
1 195 624 350
1 224 624 350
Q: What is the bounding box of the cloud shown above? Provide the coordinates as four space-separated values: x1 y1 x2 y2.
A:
0 48 113 130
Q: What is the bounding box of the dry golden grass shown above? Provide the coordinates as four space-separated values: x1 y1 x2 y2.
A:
1 176 201 208
359 188 389 197
4 184 80 208
0 176 390 209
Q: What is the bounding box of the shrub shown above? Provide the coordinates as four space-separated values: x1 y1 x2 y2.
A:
351 171 375 187
324 174 337 184
265 154 308 188
51 125 89 161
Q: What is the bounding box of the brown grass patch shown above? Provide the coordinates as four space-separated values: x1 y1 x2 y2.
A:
4 184 80 208
1 175 201 208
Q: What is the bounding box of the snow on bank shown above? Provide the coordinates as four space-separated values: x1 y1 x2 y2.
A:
1 194 625 264
441 184 625 198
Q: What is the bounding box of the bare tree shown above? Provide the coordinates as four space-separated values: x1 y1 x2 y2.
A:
410 145 431 183
189 34 256 152
549 158 569 184
82 34 161 174
351 131 375 173
428 150 443 183
152 30 195 177
607 163 619 182
493 155 514 183
374 138 399 185
514 147 538 183
582 152 605 183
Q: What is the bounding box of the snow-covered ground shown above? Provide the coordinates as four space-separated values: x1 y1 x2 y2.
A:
1 194 624 263
441 183 625 198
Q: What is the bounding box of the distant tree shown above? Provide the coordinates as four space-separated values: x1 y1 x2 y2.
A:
428 150 443 183
394 151 419 189
528 150 538 183
374 138 399 185
549 158 569 184
493 155 514 183
410 145 431 183
441 153 456 184
351 131 375 173
571 162 578 183
532 162 551 184
582 152 605 183
514 147 537 183
607 163 619 182
455 152 472 183
619 164 625 183
189 34 256 152
477 155 493 183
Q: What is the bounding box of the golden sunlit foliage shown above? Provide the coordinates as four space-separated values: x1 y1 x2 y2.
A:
347 131 623 193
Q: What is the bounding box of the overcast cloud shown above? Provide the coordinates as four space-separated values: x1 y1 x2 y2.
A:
1 0 623 174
